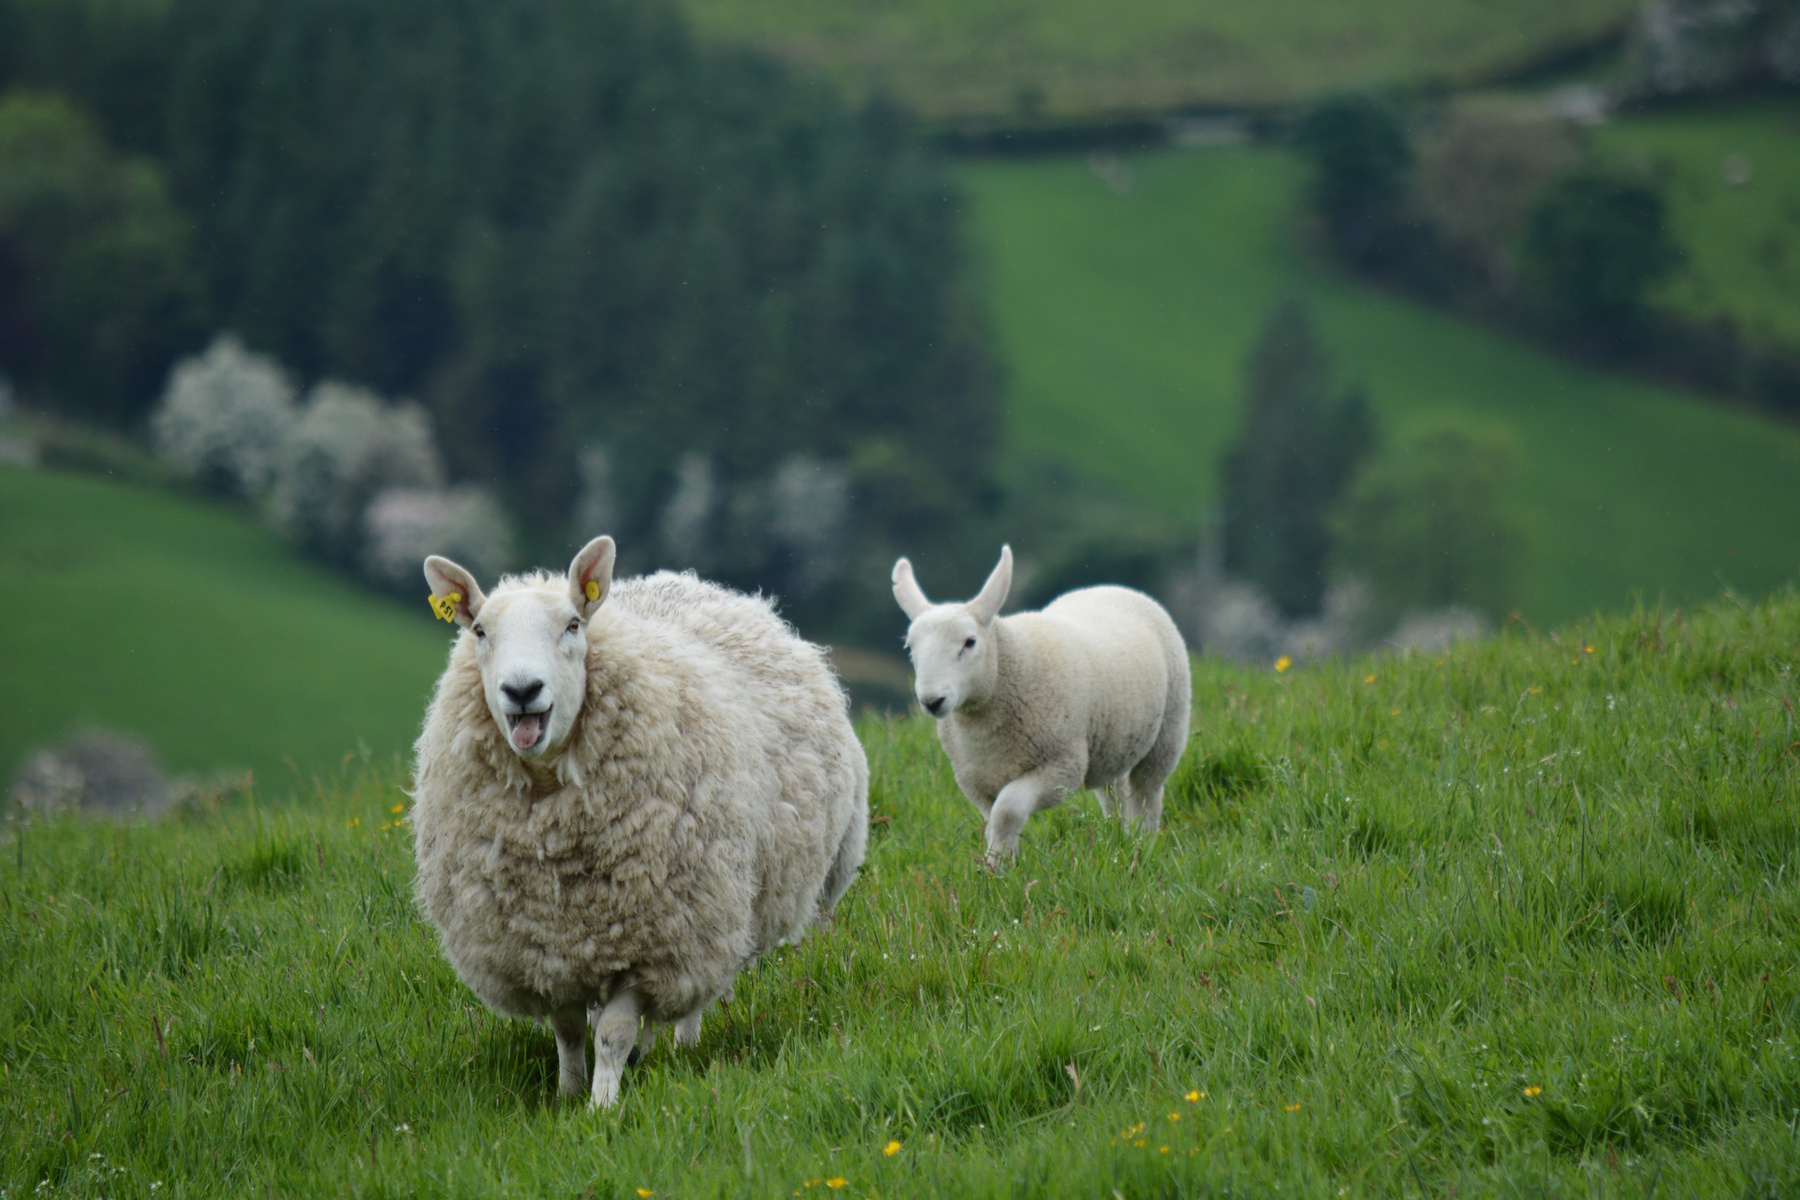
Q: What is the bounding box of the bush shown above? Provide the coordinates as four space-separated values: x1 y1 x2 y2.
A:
271 382 443 566
361 486 514 589
1521 168 1682 326
150 333 296 497
1333 419 1529 622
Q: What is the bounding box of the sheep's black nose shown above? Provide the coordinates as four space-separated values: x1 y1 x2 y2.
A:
501 680 544 707
922 695 946 716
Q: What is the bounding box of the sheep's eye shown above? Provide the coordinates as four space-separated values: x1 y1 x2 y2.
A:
963 636 977 651
567 620 581 635
472 626 486 640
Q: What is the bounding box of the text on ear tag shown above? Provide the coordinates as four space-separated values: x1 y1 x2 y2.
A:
429 591 463 622
585 580 600 601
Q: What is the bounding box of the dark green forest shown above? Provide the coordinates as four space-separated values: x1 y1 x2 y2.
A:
0 0 1000 633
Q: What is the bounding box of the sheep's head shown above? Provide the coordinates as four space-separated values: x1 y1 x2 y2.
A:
423 537 616 760
892 544 1011 719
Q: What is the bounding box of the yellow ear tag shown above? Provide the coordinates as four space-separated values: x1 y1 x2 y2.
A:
428 591 462 623
585 580 600 601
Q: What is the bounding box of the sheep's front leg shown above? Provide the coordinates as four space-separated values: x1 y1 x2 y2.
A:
589 987 644 1110
986 764 1079 866
549 1003 588 1099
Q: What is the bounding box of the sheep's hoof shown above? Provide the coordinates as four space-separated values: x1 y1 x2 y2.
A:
589 1070 622 1110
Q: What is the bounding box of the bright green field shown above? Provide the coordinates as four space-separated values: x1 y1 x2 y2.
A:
1594 97 1800 351
958 148 1800 624
680 0 1635 121
0 465 451 788
4 595 1798 1196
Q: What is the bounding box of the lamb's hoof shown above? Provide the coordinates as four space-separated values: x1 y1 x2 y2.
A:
625 1045 642 1069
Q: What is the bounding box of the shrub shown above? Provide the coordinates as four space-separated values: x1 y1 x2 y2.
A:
1333 418 1529 622
271 382 443 566
150 333 297 498
1289 93 1413 263
361 486 514 588
1521 168 1682 326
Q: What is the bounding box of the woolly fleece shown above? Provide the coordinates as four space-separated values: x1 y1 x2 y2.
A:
412 570 869 1027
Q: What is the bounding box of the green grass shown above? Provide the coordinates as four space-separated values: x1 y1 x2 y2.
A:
4 593 1799 1196
957 146 1800 624
679 0 1636 121
1593 97 1800 351
0 464 452 788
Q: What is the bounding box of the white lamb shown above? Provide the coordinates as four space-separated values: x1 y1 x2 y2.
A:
411 537 868 1108
892 545 1191 863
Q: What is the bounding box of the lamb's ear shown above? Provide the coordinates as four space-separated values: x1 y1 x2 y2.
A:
969 544 1013 625
892 557 932 620
568 536 616 619
424 556 485 629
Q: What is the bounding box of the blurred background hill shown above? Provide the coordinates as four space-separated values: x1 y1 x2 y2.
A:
2 0 1798 786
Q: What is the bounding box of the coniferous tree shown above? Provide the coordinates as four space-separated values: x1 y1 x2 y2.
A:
1218 298 1376 617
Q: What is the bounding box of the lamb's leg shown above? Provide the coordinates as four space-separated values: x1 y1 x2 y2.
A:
674 1008 704 1046
1124 698 1189 836
589 987 644 1110
629 1020 658 1067
549 1003 588 1099
985 763 1079 866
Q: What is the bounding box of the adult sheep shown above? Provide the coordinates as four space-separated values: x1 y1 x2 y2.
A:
412 536 868 1108
893 545 1190 864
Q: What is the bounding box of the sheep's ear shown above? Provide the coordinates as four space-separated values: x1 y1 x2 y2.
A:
892 557 932 620
424 556 485 629
969 544 1012 625
568 536 616 619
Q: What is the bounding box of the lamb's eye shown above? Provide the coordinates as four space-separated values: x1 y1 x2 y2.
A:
963 636 977 651
472 626 486 640
567 620 581 635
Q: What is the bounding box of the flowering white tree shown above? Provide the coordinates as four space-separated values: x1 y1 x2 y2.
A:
363 486 514 587
271 381 444 565
151 334 297 497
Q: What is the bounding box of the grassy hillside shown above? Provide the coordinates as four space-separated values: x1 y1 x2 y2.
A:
0 465 451 788
679 0 1636 121
4 594 1797 1195
1594 97 1800 351
957 147 1800 624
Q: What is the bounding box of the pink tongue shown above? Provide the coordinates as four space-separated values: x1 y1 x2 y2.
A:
511 713 545 751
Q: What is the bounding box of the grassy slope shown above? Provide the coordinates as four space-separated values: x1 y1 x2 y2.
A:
1594 97 1800 351
0 465 451 787
680 0 1636 120
957 147 1800 624
4 595 1797 1196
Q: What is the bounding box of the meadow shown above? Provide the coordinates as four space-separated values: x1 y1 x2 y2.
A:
676 0 1635 121
957 146 1800 625
0 465 451 787
1593 96 1800 352
3 591 1797 1197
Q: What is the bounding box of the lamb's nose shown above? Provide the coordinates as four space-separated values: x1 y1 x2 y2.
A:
501 679 544 708
922 695 946 716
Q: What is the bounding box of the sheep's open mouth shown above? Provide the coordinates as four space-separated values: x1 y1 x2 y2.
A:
506 708 551 752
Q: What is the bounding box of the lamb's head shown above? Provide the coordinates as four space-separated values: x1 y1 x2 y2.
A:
892 545 1012 719
423 536 616 759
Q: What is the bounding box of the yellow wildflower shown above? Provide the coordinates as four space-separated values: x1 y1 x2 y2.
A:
1274 656 1292 673
1523 1085 1542 1098
1185 1090 1203 1102
1159 1146 1169 1154
637 1191 654 1199
826 1179 848 1190
1167 1112 1180 1122
1364 673 1377 683
1584 646 1594 654
1285 1103 1301 1113
883 1141 901 1157
391 803 404 814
